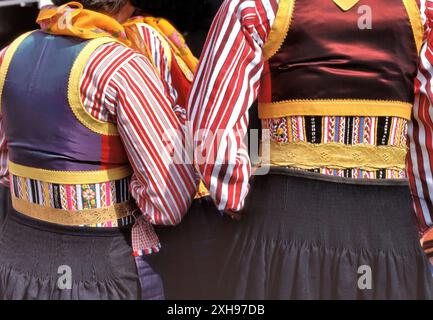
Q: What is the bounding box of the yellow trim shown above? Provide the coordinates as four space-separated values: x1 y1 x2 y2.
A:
68 37 121 136
0 31 35 114
258 99 413 120
42 181 51 207
19 176 27 200
12 196 134 227
9 161 132 184
194 180 210 199
332 0 360 11
267 141 407 171
402 0 424 54
263 0 295 60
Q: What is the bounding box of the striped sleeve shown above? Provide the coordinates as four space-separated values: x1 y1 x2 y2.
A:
0 46 9 187
134 23 178 106
106 49 197 226
187 0 279 212
408 0 433 247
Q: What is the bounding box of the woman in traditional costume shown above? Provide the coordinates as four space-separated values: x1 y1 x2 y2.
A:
188 0 433 299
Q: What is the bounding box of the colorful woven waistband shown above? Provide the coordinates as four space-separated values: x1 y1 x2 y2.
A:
10 174 135 228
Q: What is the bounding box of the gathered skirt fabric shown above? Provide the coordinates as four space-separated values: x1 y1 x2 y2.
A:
0 186 11 228
215 170 433 300
0 208 141 300
152 196 232 299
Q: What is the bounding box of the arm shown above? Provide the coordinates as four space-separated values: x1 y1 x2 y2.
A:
187 0 278 211
130 21 195 120
0 47 9 187
132 22 179 106
107 53 198 225
408 0 433 255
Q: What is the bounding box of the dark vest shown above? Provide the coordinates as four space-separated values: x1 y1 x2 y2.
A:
258 0 423 120
1 31 129 173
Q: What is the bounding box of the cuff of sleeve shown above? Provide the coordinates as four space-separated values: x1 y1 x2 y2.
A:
131 212 161 256
421 227 433 258
0 176 10 188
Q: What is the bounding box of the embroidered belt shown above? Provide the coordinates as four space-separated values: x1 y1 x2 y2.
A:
9 162 135 227
267 141 407 171
12 196 135 226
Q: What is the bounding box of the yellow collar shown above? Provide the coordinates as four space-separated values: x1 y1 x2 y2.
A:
332 0 360 11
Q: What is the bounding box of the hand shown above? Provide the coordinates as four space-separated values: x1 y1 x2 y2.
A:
224 209 242 221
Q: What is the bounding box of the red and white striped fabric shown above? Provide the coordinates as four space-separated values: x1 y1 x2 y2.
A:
0 37 197 227
132 23 189 124
188 0 278 212
133 23 179 105
409 0 433 235
0 47 8 188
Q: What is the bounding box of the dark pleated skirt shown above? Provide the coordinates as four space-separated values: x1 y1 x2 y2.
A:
0 186 12 228
0 208 141 300
215 169 433 300
152 197 232 300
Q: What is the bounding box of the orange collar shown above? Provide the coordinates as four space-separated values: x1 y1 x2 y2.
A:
36 2 131 46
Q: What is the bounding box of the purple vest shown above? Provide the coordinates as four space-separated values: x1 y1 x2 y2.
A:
1 31 129 173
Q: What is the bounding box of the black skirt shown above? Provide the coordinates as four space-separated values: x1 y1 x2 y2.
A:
152 196 232 299
0 186 11 228
215 169 433 300
0 208 141 300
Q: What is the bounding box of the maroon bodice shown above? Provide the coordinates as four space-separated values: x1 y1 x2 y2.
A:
259 0 422 119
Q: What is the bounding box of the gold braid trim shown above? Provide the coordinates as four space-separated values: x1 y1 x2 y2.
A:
195 180 210 199
332 0 360 11
68 37 122 136
9 161 132 184
12 196 135 226
402 0 424 54
263 0 295 60
268 141 407 171
259 99 413 120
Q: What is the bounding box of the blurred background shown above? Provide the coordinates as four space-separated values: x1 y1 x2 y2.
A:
0 0 39 48
0 0 224 54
